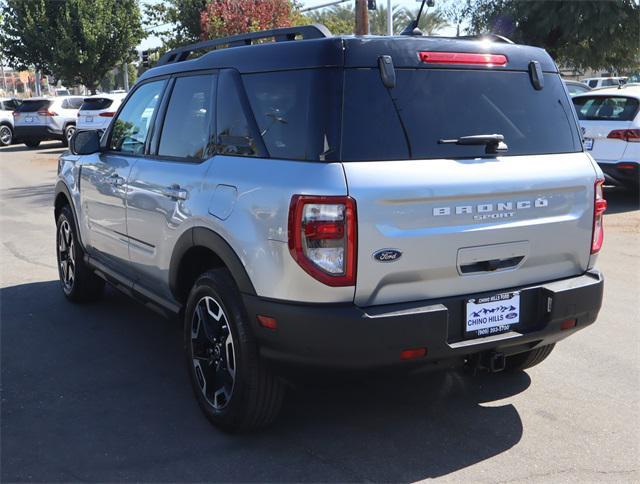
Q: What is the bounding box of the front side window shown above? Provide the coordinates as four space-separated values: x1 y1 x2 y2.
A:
158 75 214 160
109 80 165 155
572 96 639 121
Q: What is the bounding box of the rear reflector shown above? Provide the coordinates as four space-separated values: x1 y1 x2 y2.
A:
607 129 640 142
400 348 427 360
99 112 116 117
617 163 638 171
560 319 577 330
257 315 277 330
419 51 508 66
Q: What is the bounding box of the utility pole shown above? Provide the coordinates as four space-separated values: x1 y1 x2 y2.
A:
387 0 393 35
355 0 369 35
123 62 129 91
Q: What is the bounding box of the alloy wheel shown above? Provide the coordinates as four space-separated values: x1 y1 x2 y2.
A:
66 126 76 143
190 296 236 410
57 219 75 292
0 126 11 145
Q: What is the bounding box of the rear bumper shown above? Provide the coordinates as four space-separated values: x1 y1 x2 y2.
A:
599 161 639 188
14 125 63 141
243 270 604 370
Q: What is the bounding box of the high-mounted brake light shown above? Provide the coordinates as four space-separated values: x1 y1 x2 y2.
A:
591 179 607 254
419 51 508 66
607 129 640 143
99 112 116 118
288 195 357 286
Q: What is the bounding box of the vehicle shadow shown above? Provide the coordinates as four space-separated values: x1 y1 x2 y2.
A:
0 141 65 154
604 186 639 214
1 280 528 482
1 183 54 208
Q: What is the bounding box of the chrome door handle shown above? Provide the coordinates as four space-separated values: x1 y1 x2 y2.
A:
161 185 188 201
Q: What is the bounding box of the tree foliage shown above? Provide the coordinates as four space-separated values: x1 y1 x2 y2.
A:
1 0 144 91
143 0 207 48
467 0 640 71
200 0 299 40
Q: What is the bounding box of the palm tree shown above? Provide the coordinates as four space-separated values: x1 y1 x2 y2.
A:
398 6 450 36
368 3 409 36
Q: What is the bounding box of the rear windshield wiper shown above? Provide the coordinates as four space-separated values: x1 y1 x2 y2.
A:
438 134 508 155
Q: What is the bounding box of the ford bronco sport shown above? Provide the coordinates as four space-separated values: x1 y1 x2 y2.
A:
54 23 605 432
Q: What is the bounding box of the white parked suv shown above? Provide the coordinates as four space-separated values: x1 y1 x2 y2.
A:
77 93 126 132
573 85 639 190
0 97 20 146
13 96 83 148
582 77 627 89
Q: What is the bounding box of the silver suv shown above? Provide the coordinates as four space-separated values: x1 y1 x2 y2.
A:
54 25 606 432
0 97 20 146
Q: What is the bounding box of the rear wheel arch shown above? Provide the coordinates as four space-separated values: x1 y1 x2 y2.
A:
170 227 256 304
54 182 85 249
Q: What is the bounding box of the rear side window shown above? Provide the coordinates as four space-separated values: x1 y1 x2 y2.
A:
17 100 52 112
158 75 214 160
342 69 581 161
588 80 598 88
81 98 113 111
109 80 165 155
242 69 341 161
2 99 19 110
572 96 639 121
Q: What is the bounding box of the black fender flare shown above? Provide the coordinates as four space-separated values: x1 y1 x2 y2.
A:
169 227 256 298
54 181 86 248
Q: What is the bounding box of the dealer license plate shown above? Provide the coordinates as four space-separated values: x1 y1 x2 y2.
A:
24 117 33 123
465 292 520 338
85 116 93 123
584 138 594 150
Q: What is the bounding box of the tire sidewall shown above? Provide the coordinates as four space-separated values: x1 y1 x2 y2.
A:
63 125 75 147
0 125 12 146
56 207 79 297
183 271 256 430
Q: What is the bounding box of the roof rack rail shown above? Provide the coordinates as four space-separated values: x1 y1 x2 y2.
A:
454 33 514 44
156 24 332 66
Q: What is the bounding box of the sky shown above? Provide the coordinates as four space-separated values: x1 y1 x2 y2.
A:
138 0 457 50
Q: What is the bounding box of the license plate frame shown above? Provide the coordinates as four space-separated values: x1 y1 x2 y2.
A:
584 138 594 150
85 116 93 123
24 116 34 123
464 291 520 338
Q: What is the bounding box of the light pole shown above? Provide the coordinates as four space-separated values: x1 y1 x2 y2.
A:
387 0 393 35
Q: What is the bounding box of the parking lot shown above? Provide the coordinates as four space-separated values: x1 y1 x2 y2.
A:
1 141 639 482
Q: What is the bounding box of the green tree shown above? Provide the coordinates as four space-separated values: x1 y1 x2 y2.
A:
305 4 354 35
143 0 207 49
1 0 144 93
399 6 449 35
467 0 639 71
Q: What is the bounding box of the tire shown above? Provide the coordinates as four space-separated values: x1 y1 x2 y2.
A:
184 268 285 432
24 139 41 148
56 204 105 302
504 344 555 372
63 125 75 147
0 124 12 146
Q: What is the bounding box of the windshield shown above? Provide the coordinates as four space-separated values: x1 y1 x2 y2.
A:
341 69 581 161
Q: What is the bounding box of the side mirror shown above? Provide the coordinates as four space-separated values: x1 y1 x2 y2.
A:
70 130 101 155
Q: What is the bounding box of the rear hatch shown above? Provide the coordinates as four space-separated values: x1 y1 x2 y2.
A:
78 97 115 128
572 94 639 163
340 56 596 306
14 99 53 127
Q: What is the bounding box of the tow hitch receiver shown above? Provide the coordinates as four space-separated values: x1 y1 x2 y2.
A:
470 351 506 373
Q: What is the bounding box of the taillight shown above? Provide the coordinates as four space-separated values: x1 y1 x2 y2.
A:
419 51 508 66
37 109 58 116
99 112 116 117
591 179 607 254
12 111 19 118
288 195 357 286
607 129 640 142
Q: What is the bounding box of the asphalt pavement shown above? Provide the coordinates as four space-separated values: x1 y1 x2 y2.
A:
1 141 639 482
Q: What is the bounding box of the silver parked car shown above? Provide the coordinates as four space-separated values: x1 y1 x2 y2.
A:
55 24 606 432
13 96 83 148
0 97 20 146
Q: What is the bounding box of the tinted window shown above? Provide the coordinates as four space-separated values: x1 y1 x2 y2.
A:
62 98 83 109
109 80 165 154
243 69 341 161
158 75 214 160
81 98 113 111
572 96 639 121
2 99 18 110
17 100 52 112
588 80 598 88
215 70 258 157
342 69 580 161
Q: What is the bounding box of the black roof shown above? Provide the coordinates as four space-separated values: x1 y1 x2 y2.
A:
139 28 557 83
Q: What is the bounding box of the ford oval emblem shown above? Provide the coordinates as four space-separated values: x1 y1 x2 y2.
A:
373 249 402 263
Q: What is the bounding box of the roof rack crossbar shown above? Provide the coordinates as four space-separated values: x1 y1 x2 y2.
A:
156 24 332 66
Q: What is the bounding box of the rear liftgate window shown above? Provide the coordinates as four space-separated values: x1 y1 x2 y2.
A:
572 96 639 121
342 69 581 161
